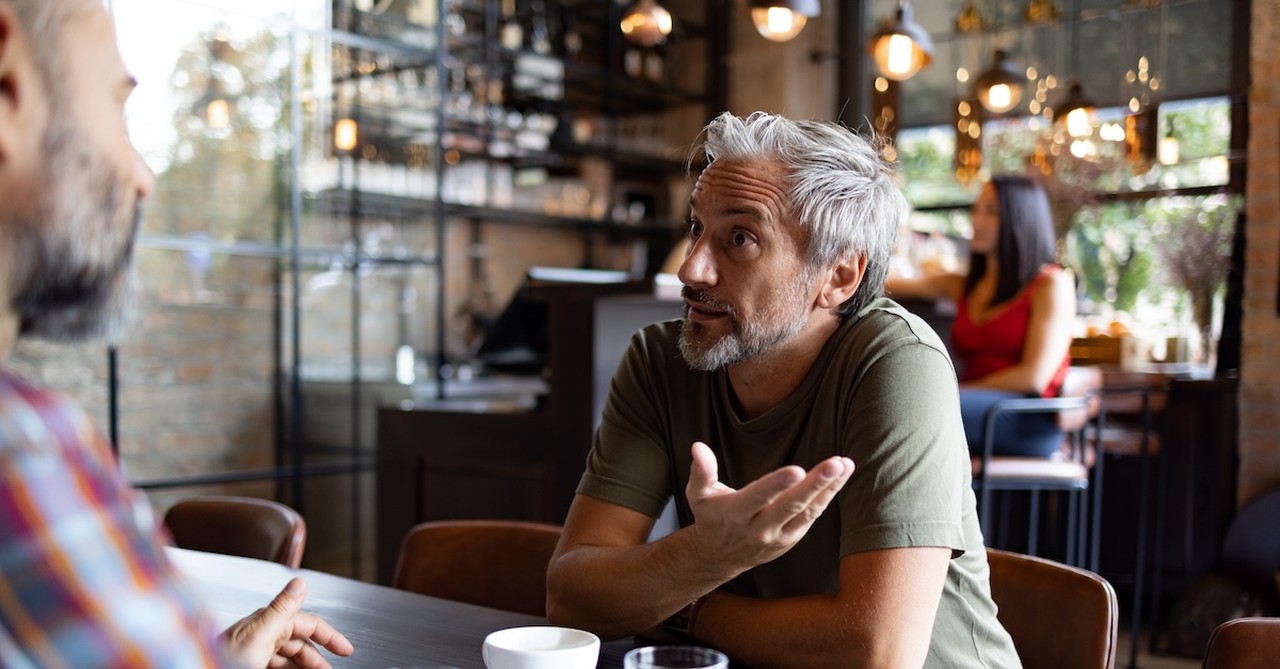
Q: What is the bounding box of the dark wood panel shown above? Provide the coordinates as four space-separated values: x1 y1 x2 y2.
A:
1097 376 1239 611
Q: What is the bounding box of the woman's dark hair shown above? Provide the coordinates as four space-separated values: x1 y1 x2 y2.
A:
964 175 1058 304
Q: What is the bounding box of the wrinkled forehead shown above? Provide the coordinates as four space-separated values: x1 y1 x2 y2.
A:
690 158 792 212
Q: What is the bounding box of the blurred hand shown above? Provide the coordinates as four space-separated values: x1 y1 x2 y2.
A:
685 441 854 573
220 577 355 669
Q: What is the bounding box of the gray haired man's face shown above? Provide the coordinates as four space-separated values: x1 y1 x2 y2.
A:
5 3 152 343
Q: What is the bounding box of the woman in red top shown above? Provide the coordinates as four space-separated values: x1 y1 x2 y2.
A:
888 175 1076 457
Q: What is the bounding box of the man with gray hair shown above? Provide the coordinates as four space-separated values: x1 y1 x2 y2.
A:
547 112 1021 667
0 0 352 666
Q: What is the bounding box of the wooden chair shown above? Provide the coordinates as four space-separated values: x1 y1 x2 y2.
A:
1201 617 1280 669
391 519 562 617
987 547 1119 669
163 495 307 568
973 365 1105 569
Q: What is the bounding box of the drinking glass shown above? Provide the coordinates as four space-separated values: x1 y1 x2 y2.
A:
623 646 729 669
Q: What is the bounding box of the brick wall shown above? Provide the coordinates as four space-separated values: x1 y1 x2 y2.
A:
1240 0 1280 505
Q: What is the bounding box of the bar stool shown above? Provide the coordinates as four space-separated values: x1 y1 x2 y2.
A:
972 366 1105 570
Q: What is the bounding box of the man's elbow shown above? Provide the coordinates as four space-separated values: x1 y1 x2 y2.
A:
544 573 602 637
543 566 575 626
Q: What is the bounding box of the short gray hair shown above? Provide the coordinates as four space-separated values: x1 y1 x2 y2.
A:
691 111 907 318
4 0 96 103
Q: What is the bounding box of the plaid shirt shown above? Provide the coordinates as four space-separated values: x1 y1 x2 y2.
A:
0 370 225 668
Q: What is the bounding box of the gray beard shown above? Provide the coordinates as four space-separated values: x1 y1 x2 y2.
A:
677 280 810 372
10 113 140 345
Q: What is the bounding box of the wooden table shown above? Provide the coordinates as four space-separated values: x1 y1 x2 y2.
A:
169 547 633 668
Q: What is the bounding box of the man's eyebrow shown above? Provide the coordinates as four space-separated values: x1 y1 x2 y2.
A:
687 193 766 219
722 205 766 221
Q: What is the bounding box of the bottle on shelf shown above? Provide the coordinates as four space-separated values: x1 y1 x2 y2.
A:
644 46 664 84
561 6 583 60
623 46 644 79
500 0 523 51
443 0 467 37
528 0 552 56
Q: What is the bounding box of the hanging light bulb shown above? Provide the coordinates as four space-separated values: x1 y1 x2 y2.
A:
193 78 232 129
620 0 673 47
205 98 231 129
868 0 934 81
334 118 359 152
748 0 820 43
1055 79 1096 138
974 50 1025 115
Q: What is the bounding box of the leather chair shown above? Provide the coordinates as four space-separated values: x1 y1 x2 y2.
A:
163 495 307 568
391 519 562 617
987 547 1119 669
973 365 1105 569
1201 617 1280 669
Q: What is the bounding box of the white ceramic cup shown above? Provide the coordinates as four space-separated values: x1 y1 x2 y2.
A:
623 645 729 669
481 626 600 669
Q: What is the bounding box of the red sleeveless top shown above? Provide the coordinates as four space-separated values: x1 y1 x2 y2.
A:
950 267 1070 397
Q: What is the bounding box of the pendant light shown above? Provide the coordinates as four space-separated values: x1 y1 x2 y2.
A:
868 0 933 81
620 0 673 47
748 0 820 43
974 50 1025 115
954 0 986 33
1124 104 1157 173
1024 0 1062 24
194 32 235 130
1056 78 1096 138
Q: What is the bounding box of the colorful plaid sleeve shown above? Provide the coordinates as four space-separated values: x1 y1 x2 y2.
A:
0 371 227 668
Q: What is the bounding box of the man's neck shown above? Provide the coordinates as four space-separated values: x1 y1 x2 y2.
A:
725 316 841 421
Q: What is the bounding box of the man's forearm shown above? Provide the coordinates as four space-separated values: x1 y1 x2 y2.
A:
545 524 740 640
694 547 948 669
694 591 892 669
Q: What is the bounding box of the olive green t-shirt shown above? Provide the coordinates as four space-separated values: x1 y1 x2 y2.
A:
577 298 1021 668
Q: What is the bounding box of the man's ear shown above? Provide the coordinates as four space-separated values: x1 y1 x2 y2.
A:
816 254 867 311
0 3 33 164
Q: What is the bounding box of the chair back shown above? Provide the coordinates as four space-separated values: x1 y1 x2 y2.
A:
987 547 1118 669
163 495 306 568
1202 617 1280 669
392 519 562 617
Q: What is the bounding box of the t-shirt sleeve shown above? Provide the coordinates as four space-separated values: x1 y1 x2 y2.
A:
0 384 226 668
575 329 673 519
836 338 970 557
